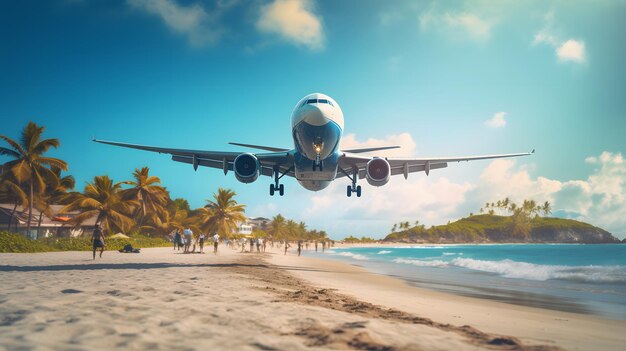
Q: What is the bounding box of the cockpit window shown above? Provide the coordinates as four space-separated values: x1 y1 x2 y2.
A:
302 98 334 107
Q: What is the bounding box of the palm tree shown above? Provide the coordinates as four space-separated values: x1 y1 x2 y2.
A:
198 188 246 239
503 197 510 214
122 167 169 227
391 224 397 233
0 122 67 235
34 166 75 237
147 202 194 237
0 173 28 231
298 221 307 239
286 220 299 240
542 201 552 216
269 214 287 239
61 175 137 236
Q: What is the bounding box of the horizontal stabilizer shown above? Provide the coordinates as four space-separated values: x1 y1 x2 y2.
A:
229 142 289 152
342 146 400 154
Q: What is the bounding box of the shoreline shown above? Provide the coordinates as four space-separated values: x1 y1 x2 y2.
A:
1 246 624 350
270 246 626 351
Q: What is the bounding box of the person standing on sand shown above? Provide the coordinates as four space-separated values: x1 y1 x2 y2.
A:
284 241 290 255
174 230 182 251
297 240 302 256
91 225 105 260
198 233 206 253
322 241 326 252
315 240 318 252
212 232 220 254
183 228 193 253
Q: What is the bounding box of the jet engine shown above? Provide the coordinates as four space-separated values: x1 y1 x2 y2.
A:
234 153 260 183
366 157 391 186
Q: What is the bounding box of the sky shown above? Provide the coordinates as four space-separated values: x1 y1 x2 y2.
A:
1 0 625 239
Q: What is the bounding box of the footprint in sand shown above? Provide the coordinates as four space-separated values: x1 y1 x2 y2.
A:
0 310 29 326
61 289 82 294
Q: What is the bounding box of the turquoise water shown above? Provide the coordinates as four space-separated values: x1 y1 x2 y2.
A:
310 244 626 320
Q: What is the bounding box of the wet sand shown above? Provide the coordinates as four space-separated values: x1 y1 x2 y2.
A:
0 245 623 350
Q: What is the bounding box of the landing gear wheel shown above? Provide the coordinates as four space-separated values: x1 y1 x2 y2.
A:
270 184 275 196
347 185 352 197
356 185 362 197
279 184 284 196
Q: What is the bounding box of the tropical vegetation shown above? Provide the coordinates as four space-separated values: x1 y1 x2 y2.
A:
384 198 619 244
0 121 332 250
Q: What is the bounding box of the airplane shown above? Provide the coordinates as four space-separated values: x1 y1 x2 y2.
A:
94 93 534 198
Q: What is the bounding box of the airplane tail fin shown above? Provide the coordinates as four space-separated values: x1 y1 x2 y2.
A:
229 142 289 152
342 146 400 154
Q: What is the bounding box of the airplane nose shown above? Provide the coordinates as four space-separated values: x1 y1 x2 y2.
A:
301 106 329 126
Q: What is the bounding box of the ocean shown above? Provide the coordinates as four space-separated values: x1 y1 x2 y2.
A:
308 244 626 320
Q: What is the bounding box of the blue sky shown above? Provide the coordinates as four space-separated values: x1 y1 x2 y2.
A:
1 0 625 239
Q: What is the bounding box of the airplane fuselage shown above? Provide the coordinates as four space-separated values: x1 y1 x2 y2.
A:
291 93 344 191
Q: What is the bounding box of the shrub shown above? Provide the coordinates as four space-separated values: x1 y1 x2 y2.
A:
0 231 170 253
0 231 54 253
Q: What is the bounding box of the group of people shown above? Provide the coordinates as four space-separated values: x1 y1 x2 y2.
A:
238 237 266 253
173 229 220 254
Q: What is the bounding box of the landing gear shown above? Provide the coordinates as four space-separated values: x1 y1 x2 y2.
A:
340 166 362 198
346 185 361 197
270 166 292 197
270 184 284 196
312 156 323 171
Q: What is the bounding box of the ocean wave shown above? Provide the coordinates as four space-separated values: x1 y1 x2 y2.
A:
450 258 626 283
338 252 369 260
442 252 457 256
393 258 449 267
392 245 451 249
377 250 392 254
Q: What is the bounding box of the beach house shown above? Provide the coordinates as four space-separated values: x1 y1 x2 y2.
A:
0 204 97 239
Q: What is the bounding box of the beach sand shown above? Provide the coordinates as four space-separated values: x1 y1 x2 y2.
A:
0 245 623 351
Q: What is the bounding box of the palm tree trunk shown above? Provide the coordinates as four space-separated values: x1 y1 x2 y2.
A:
27 182 33 237
37 211 43 239
8 202 18 231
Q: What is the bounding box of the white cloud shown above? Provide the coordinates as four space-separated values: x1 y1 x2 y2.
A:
298 134 626 239
484 112 507 129
444 13 493 41
533 11 586 64
466 152 626 238
256 0 324 50
556 39 586 63
419 10 495 41
340 133 417 157
128 0 225 46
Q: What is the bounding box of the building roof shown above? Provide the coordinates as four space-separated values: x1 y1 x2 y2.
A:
0 203 97 227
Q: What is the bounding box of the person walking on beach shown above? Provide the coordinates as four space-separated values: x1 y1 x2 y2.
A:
198 233 206 253
183 228 193 253
212 232 220 254
315 240 318 252
284 241 290 255
297 240 302 256
174 230 182 251
91 225 105 260
322 241 326 252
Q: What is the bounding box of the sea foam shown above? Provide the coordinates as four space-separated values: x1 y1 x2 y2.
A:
392 258 449 267
337 252 369 260
450 258 626 283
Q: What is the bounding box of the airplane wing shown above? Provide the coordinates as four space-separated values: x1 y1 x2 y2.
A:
337 150 535 179
93 139 295 178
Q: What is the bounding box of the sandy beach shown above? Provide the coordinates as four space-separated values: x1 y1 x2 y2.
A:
1 245 624 351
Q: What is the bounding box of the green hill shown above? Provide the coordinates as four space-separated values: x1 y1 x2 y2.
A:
383 215 619 244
